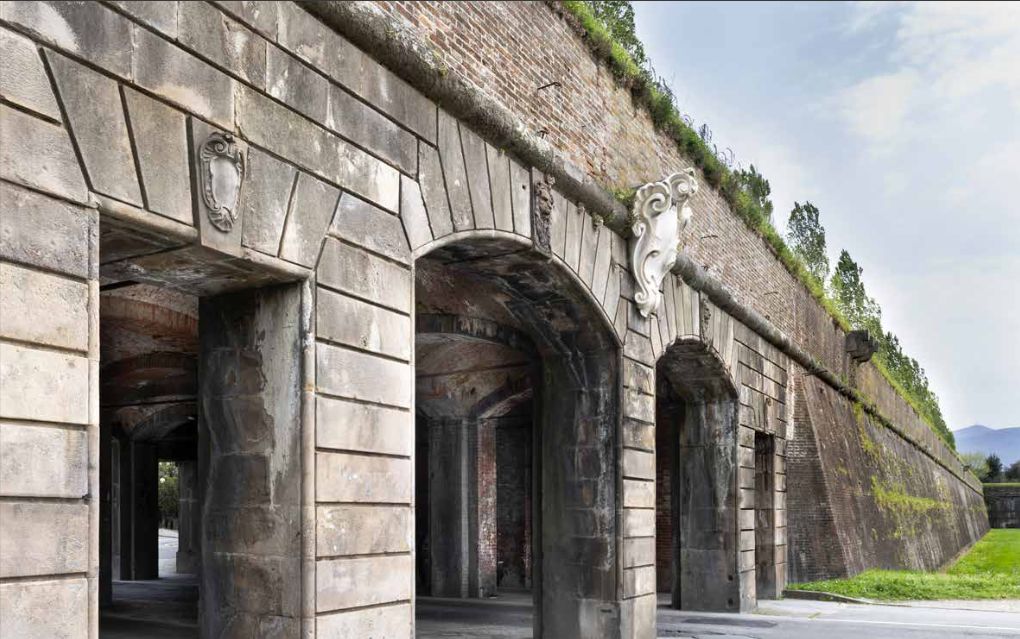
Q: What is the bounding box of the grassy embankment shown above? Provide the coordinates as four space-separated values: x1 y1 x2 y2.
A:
787 529 1020 600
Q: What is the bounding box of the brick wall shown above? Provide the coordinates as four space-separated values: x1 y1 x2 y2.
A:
984 485 1020 529
368 0 970 510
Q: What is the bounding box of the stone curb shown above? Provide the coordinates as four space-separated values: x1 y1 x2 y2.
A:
782 589 875 605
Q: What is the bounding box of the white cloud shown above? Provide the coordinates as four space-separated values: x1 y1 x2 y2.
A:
837 2 1020 152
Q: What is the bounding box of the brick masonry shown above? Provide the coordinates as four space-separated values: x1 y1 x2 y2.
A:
984 485 1020 529
0 1 987 637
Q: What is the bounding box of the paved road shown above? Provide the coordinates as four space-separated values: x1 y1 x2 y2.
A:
416 596 1020 638
99 580 1020 638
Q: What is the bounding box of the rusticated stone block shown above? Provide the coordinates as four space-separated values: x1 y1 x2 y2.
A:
316 554 412 612
279 172 339 267
399 175 433 251
623 479 655 508
133 26 235 128
418 142 454 238
316 505 411 557
214 0 279 40
317 603 412 639
330 194 409 264
317 239 411 313
0 423 87 498
315 451 411 504
317 288 410 360
0 577 88 639
437 110 472 231
267 43 326 121
123 88 192 224
328 85 417 175
110 1 179 37
0 106 87 203
624 565 655 597
1 0 131 78
0 344 89 424
180 1 266 88
240 147 296 255
0 262 88 351
0 501 88 577
623 508 655 538
0 183 91 278
460 125 494 229
624 537 655 568
316 396 410 457
622 448 654 480
0 27 59 120
486 144 514 232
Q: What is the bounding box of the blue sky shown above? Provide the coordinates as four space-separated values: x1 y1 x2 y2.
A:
633 1 1020 429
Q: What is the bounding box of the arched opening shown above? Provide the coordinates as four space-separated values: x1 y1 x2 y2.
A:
654 339 745 612
97 219 306 638
412 235 620 639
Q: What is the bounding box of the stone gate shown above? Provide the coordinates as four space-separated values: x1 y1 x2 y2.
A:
0 2 988 639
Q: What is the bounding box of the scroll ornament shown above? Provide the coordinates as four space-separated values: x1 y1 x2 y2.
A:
629 169 698 317
199 132 245 233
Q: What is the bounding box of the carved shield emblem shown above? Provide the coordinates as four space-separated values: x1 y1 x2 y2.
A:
199 133 245 233
629 169 698 317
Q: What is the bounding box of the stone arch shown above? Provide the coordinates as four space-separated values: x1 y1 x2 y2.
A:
412 230 625 639
654 334 742 611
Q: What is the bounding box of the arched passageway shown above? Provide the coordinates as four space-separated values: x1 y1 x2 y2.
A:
655 337 778 612
413 235 621 638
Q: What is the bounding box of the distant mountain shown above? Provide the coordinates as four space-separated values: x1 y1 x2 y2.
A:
954 425 1020 464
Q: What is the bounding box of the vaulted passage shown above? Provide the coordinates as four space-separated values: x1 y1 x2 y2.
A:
97 221 305 638
413 237 620 639
654 340 744 612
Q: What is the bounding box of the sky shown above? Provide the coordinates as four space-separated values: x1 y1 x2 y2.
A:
632 1 1020 430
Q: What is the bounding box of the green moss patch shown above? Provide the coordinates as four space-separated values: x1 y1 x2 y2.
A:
789 529 1020 600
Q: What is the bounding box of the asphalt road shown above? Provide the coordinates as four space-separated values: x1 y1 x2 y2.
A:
416 595 1020 639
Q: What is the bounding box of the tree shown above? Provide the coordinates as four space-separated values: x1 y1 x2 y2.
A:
961 452 990 479
586 1 646 67
786 201 829 284
830 250 881 334
735 164 773 224
1006 460 1020 482
985 454 1003 482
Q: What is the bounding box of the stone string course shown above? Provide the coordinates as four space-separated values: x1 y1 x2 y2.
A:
0 1 986 637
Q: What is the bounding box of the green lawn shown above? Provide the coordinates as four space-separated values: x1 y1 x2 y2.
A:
787 529 1020 601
